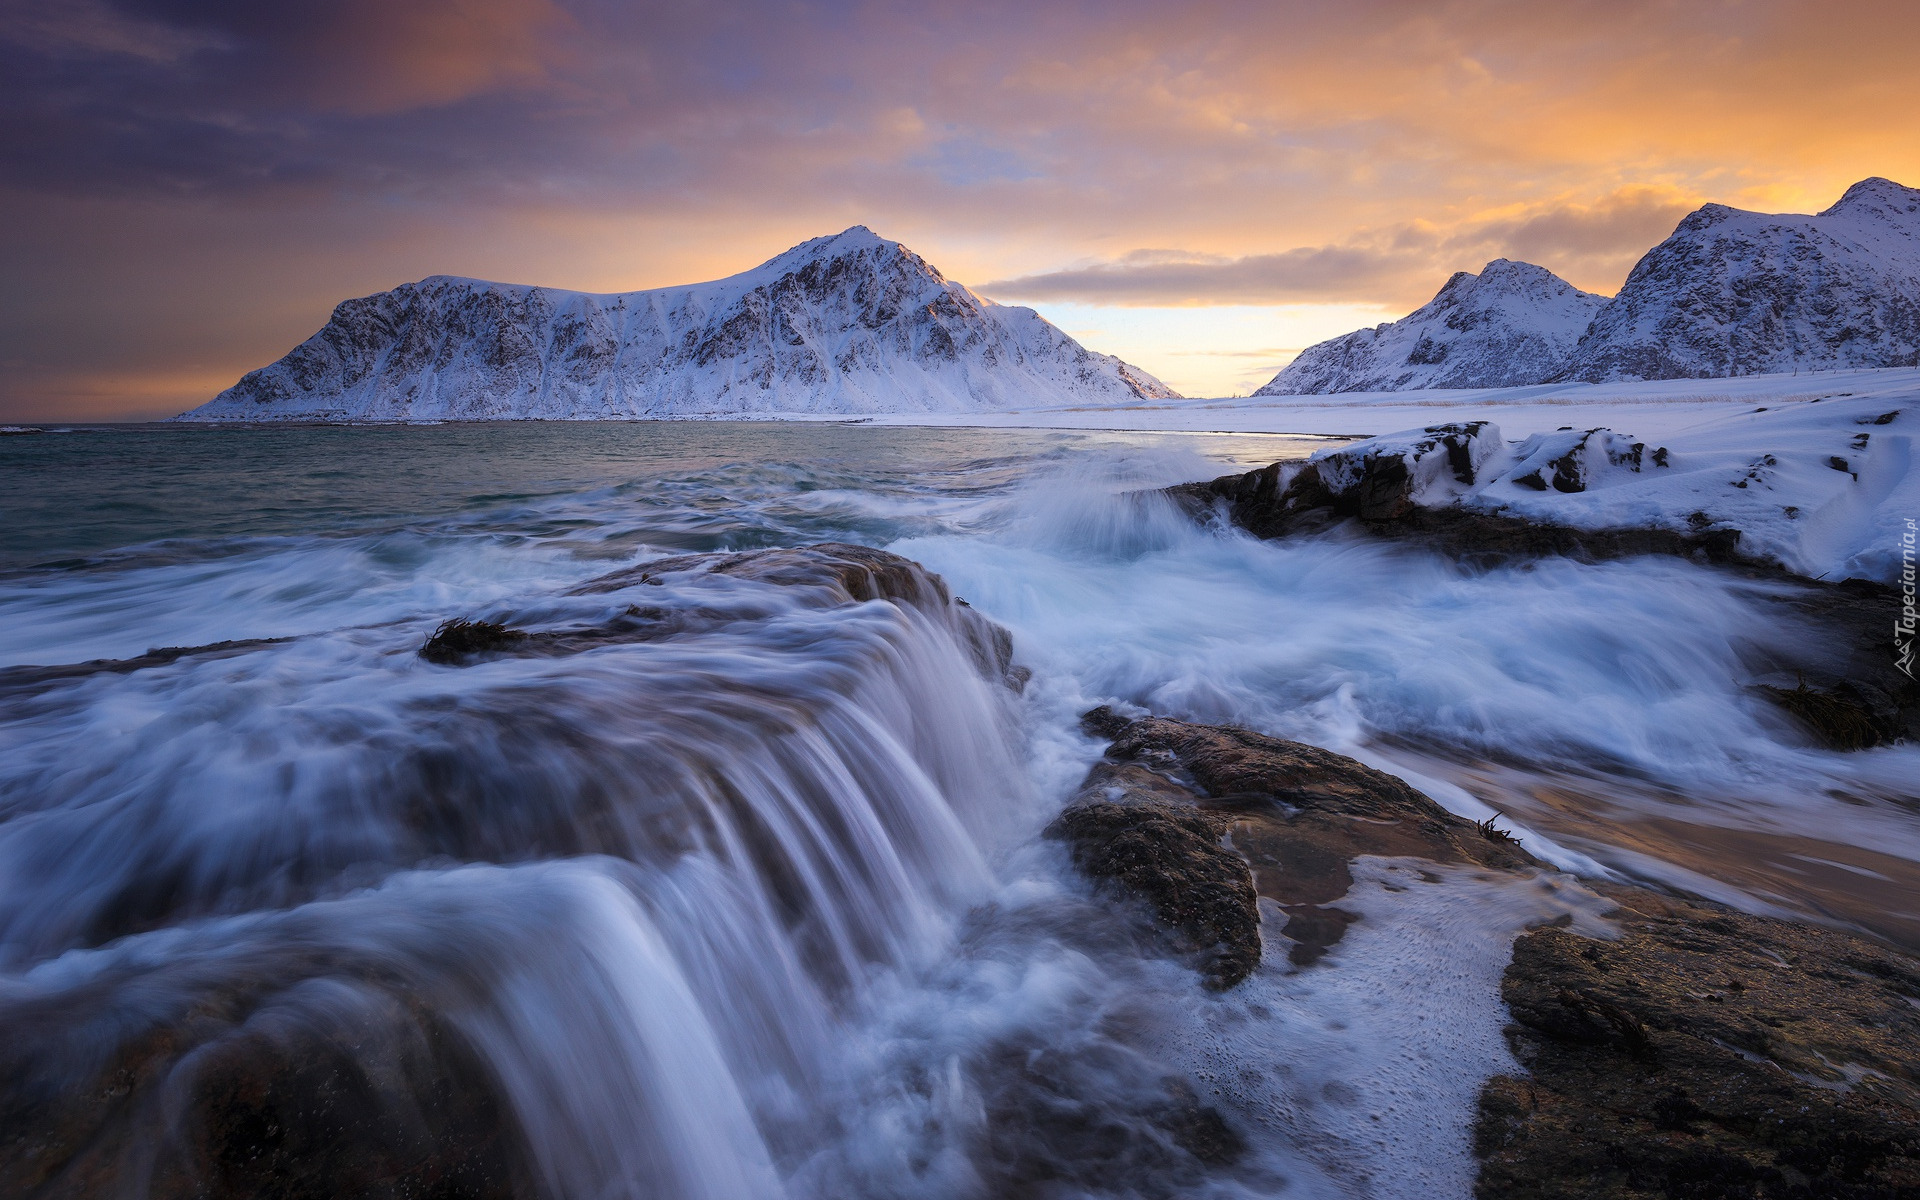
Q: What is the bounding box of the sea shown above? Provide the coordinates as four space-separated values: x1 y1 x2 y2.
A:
2 421 1915 1199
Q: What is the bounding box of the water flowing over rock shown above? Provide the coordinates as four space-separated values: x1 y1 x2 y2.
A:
1257 260 1608 394
0 543 1033 1200
1562 177 1920 382
180 228 1177 421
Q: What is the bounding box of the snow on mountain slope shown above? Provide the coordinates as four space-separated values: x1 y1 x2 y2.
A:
1256 260 1608 395
1562 178 1920 382
181 228 1177 421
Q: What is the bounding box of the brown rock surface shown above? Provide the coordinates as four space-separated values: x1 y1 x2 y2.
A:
1477 885 1920 1199
1058 710 1920 1197
0 977 534 1200
1051 709 1537 979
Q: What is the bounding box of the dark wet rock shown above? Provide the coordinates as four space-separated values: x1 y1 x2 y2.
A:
0 977 535 1200
1156 1079 1247 1166
1059 714 1920 1195
1168 455 1745 567
419 618 527 663
1056 709 1538 976
573 544 1027 690
1167 422 1500 532
973 1041 1246 1198
1755 676 1898 750
574 540 948 608
1046 797 1259 990
0 636 294 698
1753 577 1920 746
1476 885 1920 1199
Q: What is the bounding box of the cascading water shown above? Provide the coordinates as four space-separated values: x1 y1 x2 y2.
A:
0 541 1047 1199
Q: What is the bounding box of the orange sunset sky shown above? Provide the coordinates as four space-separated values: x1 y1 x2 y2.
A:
3 0 1917 420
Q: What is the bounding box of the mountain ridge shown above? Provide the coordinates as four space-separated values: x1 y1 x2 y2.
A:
1559 176 1920 381
1258 177 1920 394
182 227 1177 421
1256 259 1608 395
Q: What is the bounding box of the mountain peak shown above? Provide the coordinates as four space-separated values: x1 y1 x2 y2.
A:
1477 258 1550 283
1822 176 1920 223
747 225 932 283
1258 259 1606 394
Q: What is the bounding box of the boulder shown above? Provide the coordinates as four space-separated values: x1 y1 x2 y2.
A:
1506 429 1658 494
1478 886 1920 1199
1052 710 1536 978
1057 710 1920 1195
0 975 534 1200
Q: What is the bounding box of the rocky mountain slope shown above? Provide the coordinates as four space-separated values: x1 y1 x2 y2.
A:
1256 259 1608 394
181 228 1176 421
1562 176 1920 381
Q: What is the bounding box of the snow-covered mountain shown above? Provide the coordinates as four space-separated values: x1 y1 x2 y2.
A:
1561 177 1920 382
182 227 1177 421
1255 260 1608 395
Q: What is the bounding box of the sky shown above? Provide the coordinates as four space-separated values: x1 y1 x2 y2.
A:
2 0 1917 420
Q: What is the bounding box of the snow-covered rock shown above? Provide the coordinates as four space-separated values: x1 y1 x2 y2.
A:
1257 260 1608 395
1562 178 1920 382
1300 396 1917 582
1503 429 1657 494
181 227 1177 421
1309 421 1506 516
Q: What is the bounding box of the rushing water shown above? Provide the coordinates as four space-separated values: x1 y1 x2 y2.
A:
2 422 1914 1200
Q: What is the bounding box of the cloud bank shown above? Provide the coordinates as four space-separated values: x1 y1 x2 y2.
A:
1 0 1915 414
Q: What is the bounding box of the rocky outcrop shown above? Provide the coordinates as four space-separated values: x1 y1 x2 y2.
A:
1258 260 1608 394
1051 709 1537 982
0 972 534 1200
1060 710 1920 1197
1562 177 1920 382
414 542 1029 690
1506 429 1657 494
1166 425 1740 566
181 228 1177 421
1478 886 1920 1199
1168 422 1920 745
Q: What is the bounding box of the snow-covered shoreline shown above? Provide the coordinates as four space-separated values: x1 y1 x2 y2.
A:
817 365 1920 439
165 367 1919 585
827 367 1920 585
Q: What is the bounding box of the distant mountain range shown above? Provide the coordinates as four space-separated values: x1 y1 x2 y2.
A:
183 228 1176 421
1260 177 1920 394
